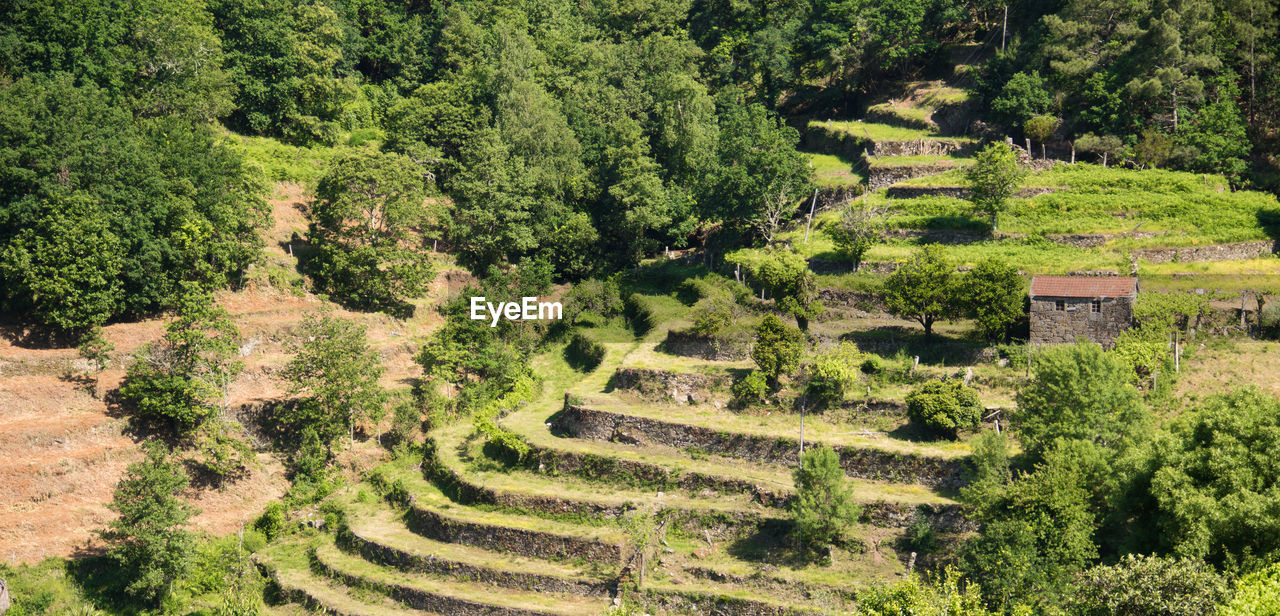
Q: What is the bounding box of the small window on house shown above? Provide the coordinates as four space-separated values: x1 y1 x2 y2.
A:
1091 299 1102 313
1055 300 1065 311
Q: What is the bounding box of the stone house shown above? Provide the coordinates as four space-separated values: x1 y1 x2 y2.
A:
1029 276 1137 347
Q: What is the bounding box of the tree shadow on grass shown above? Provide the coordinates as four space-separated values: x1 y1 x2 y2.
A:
839 326 989 365
724 518 828 568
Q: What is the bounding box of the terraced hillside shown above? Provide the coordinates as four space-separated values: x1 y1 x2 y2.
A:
258 296 1000 615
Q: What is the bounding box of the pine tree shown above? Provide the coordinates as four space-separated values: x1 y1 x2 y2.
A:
99 441 198 606
791 446 860 550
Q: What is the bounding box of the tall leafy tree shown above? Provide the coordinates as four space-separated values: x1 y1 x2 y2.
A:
710 98 811 243
751 314 804 385
307 150 435 315
1014 342 1149 460
881 246 958 339
119 291 243 432
960 258 1024 341
282 313 386 450
0 191 123 337
966 142 1025 232
99 440 198 607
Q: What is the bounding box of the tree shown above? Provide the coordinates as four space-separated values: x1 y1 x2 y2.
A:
282 313 386 450
0 191 123 337
1024 115 1060 159
882 246 958 339
1075 133 1127 167
906 380 982 440
1132 129 1177 169
806 342 863 408
119 292 243 432
1176 99 1251 181
1072 554 1228 616
960 259 1024 341
962 443 1099 610
1014 342 1149 460
727 248 823 329
308 151 435 315
99 440 198 606
990 72 1051 127
965 142 1025 232
825 204 884 271
711 99 812 244
78 327 115 398
791 446 860 550
1220 563 1280 616
1148 389 1280 569
751 315 803 385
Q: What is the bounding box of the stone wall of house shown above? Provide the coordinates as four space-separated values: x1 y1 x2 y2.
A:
1029 296 1133 346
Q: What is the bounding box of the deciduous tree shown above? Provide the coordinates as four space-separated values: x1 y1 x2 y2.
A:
791 445 860 550
282 313 386 450
965 142 1025 232
881 246 958 339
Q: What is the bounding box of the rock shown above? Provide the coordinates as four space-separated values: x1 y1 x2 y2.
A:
692 548 710 559
0 577 9 616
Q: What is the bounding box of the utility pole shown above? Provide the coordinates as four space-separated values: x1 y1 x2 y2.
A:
803 188 818 243
1001 6 1008 52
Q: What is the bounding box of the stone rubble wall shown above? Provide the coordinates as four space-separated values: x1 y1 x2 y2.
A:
612 367 732 404
554 405 968 490
868 164 955 190
402 495 622 563
1132 240 1276 264
639 587 821 616
312 547 558 616
884 186 1061 199
343 527 615 597
660 329 752 361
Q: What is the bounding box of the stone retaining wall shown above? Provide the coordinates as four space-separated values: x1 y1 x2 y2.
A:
255 560 355 616
807 258 898 275
402 498 622 563
343 527 614 597
660 329 751 361
313 548 557 616
639 587 819 616
815 185 864 211
869 164 955 190
1132 240 1276 264
553 405 968 489
612 367 732 404
1047 231 1163 248
884 186 1060 199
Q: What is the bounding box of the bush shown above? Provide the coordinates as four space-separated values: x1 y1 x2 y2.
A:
476 416 531 466
565 278 623 323
689 297 734 336
906 380 982 439
806 342 863 407
1261 301 1280 339
860 355 885 374
732 371 770 407
752 315 804 383
254 502 287 541
565 331 606 372
1072 554 1227 616
623 293 657 335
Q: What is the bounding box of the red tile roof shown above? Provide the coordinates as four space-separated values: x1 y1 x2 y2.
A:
1030 276 1137 299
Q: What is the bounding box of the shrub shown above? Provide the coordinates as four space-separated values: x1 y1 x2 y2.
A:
1220 563 1280 616
1260 301 1280 339
565 278 623 323
476 416 531 466
565 331 606 372
906 380 982 439
860 355 885 374
791 446 860 550
806 342 864 407
623 293 657 335
1072 554 1228 616
689 297 734 336
752 315 804 383
386 400 422 448
254 502 287 541
732 371 770 407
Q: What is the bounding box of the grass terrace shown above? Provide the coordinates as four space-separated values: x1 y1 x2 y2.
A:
808 119 976 143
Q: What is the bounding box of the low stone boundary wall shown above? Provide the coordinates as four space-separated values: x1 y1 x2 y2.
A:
255 559 355 616
885 185 1060 199
660 329 751 360
343 527 614 597
1132 240 1276 264
553 405 968 489
612 367 732 403
869 164 954 190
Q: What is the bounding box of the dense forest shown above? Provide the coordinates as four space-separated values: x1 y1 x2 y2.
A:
2 0 1278 338
3 1 1280 615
